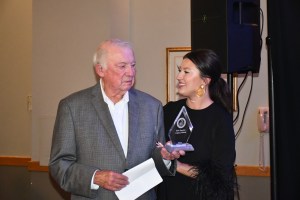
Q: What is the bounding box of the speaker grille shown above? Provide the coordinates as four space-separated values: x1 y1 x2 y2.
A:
191 0 261 73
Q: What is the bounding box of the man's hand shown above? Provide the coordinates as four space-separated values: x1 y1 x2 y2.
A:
160 141 185 160
93 170 129 191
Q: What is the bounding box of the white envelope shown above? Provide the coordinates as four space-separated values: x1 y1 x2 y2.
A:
115 158 162 200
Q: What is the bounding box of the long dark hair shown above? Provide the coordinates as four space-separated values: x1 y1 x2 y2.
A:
183 49 232 113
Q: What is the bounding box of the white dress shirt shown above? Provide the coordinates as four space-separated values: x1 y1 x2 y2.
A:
91 81 129 190
100 81 129 157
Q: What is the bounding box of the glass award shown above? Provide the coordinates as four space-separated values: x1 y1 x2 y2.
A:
165 106 194 152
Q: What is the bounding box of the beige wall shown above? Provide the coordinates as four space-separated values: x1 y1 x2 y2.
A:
0 0 32 156
0 0 270 199
1 0 269 167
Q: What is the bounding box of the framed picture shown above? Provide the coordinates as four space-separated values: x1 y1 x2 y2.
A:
166 47 191 102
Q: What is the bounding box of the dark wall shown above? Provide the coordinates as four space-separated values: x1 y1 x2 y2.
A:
0 166 30 199
0 166 69 200
0 166 270 200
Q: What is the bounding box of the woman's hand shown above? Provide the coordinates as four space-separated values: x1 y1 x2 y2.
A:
177 160 198 178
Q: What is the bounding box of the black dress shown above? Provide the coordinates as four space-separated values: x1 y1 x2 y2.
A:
157 99 236 200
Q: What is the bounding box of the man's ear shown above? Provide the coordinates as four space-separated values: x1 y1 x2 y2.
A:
95 64 104 77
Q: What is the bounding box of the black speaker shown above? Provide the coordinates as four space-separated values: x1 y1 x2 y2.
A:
191 0 261 73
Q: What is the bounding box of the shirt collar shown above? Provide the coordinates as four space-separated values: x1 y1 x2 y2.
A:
100 80 129 105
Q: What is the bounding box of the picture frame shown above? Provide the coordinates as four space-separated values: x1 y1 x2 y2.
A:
166 47 191 102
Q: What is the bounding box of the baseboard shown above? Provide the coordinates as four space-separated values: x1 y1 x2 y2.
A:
235 165 270 177
0 156 270 176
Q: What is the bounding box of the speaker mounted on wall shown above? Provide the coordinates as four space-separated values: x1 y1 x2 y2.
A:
191 0 261 74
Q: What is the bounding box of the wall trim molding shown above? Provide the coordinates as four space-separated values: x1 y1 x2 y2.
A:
235 165 270 177
28 161 49 172
0 156 270 176
0 156 31 166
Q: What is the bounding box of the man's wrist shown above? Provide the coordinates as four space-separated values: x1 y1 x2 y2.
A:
163 159 172 169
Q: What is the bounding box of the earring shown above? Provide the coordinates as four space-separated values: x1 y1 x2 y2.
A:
196 84 205 97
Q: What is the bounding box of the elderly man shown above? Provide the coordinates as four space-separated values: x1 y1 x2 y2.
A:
49 38 183 199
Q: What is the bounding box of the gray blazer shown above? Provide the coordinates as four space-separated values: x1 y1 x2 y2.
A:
49 83 175 200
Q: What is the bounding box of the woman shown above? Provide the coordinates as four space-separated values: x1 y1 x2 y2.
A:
157 49 237 200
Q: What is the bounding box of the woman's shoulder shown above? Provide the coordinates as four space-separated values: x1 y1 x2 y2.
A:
164 99 186 110
209 103 233 123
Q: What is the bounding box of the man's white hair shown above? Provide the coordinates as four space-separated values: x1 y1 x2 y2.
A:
93 38 133 68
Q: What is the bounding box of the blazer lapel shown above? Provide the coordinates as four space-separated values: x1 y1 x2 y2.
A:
127 90 140 159
91 84 125 160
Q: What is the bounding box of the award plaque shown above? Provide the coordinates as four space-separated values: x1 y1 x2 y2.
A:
165 106 194 152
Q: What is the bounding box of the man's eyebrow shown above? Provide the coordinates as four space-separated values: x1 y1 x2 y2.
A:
117 61 136 65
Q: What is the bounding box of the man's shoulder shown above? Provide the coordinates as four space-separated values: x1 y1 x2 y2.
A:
61 84 98 102
130 88 160 103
